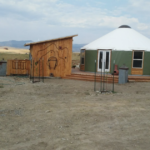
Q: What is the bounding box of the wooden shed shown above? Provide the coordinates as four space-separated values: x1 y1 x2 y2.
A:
25 35 78 78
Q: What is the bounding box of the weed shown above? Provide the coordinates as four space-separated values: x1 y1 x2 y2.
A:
85 92 90 95
0 53 29 61
0 85 4 88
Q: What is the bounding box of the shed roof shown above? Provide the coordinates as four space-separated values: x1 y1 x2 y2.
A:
81 26 150 51
24 34 78 46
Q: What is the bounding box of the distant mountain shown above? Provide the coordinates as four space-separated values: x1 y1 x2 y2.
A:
0 40 32 49
0 40 86 52
73 44 86 52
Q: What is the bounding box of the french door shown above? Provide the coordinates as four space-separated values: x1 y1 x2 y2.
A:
97 50 111 72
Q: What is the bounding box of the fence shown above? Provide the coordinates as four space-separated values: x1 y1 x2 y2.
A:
7 60 30 76
94 60 115 93
30 58 44 83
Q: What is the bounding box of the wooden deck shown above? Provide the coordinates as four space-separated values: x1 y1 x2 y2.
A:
62 68 150 83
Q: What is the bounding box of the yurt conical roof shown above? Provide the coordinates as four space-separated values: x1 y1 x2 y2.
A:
81 25 150 51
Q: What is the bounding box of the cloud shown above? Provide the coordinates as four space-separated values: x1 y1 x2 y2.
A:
0 0 59 21
0 0 148 29
137 23 149 30
127 0 150 23
0 0 150 42
129 0 150 12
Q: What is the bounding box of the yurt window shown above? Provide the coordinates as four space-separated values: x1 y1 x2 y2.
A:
80 50 85 65
133 51 143 68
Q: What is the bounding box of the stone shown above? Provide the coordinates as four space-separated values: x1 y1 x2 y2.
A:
45 110 51 113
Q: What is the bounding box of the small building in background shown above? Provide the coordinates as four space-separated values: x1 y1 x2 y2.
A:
0 61 7 76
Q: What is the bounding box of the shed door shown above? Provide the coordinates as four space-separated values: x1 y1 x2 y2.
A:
97 50 111 72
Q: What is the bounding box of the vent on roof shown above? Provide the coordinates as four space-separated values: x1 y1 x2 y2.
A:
119 25 131 28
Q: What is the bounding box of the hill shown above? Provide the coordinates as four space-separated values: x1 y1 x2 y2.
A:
0 40 32 49
72 44 86 52
0 40 86 52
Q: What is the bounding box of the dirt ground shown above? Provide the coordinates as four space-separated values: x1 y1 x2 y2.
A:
0 77 150 150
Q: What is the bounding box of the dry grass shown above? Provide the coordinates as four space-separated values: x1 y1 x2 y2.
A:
72 52 80 66
0 47 29 61
72 52 80 61
0 53 29 61
0 85 4 88
0 50 80 62
0 47 29 54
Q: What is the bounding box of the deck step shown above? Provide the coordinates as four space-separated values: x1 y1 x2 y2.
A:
63 78 118 83
63 73 150 83
63 74 118 83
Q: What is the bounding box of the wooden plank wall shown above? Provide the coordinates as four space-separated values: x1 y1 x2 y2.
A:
80 65 85 71
131 68 143 75
30 38 72 77
7 60 30 76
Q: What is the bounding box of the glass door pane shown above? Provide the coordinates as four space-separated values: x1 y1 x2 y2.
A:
80 50 85 65
99 51 103 69
106 52 109 69
98 50 110 72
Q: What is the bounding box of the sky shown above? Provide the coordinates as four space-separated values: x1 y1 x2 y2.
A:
0 0 150 44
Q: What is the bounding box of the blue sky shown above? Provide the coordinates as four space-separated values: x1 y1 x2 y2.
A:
0 0 150 44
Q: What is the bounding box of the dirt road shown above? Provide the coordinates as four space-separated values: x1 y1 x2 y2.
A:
0 77 150 150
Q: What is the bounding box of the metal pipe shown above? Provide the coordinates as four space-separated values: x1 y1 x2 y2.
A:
43 58 44 83
112 60 115 92
103 61 105 92
39 58 40 82
101 59 102 92
94 60 96 91
33 59 34 83
30 60 31 81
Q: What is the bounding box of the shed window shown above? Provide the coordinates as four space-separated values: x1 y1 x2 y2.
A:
80 50 85 65
133 51 143 68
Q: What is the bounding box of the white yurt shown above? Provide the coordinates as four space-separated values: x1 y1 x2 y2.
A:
80 25 150 75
